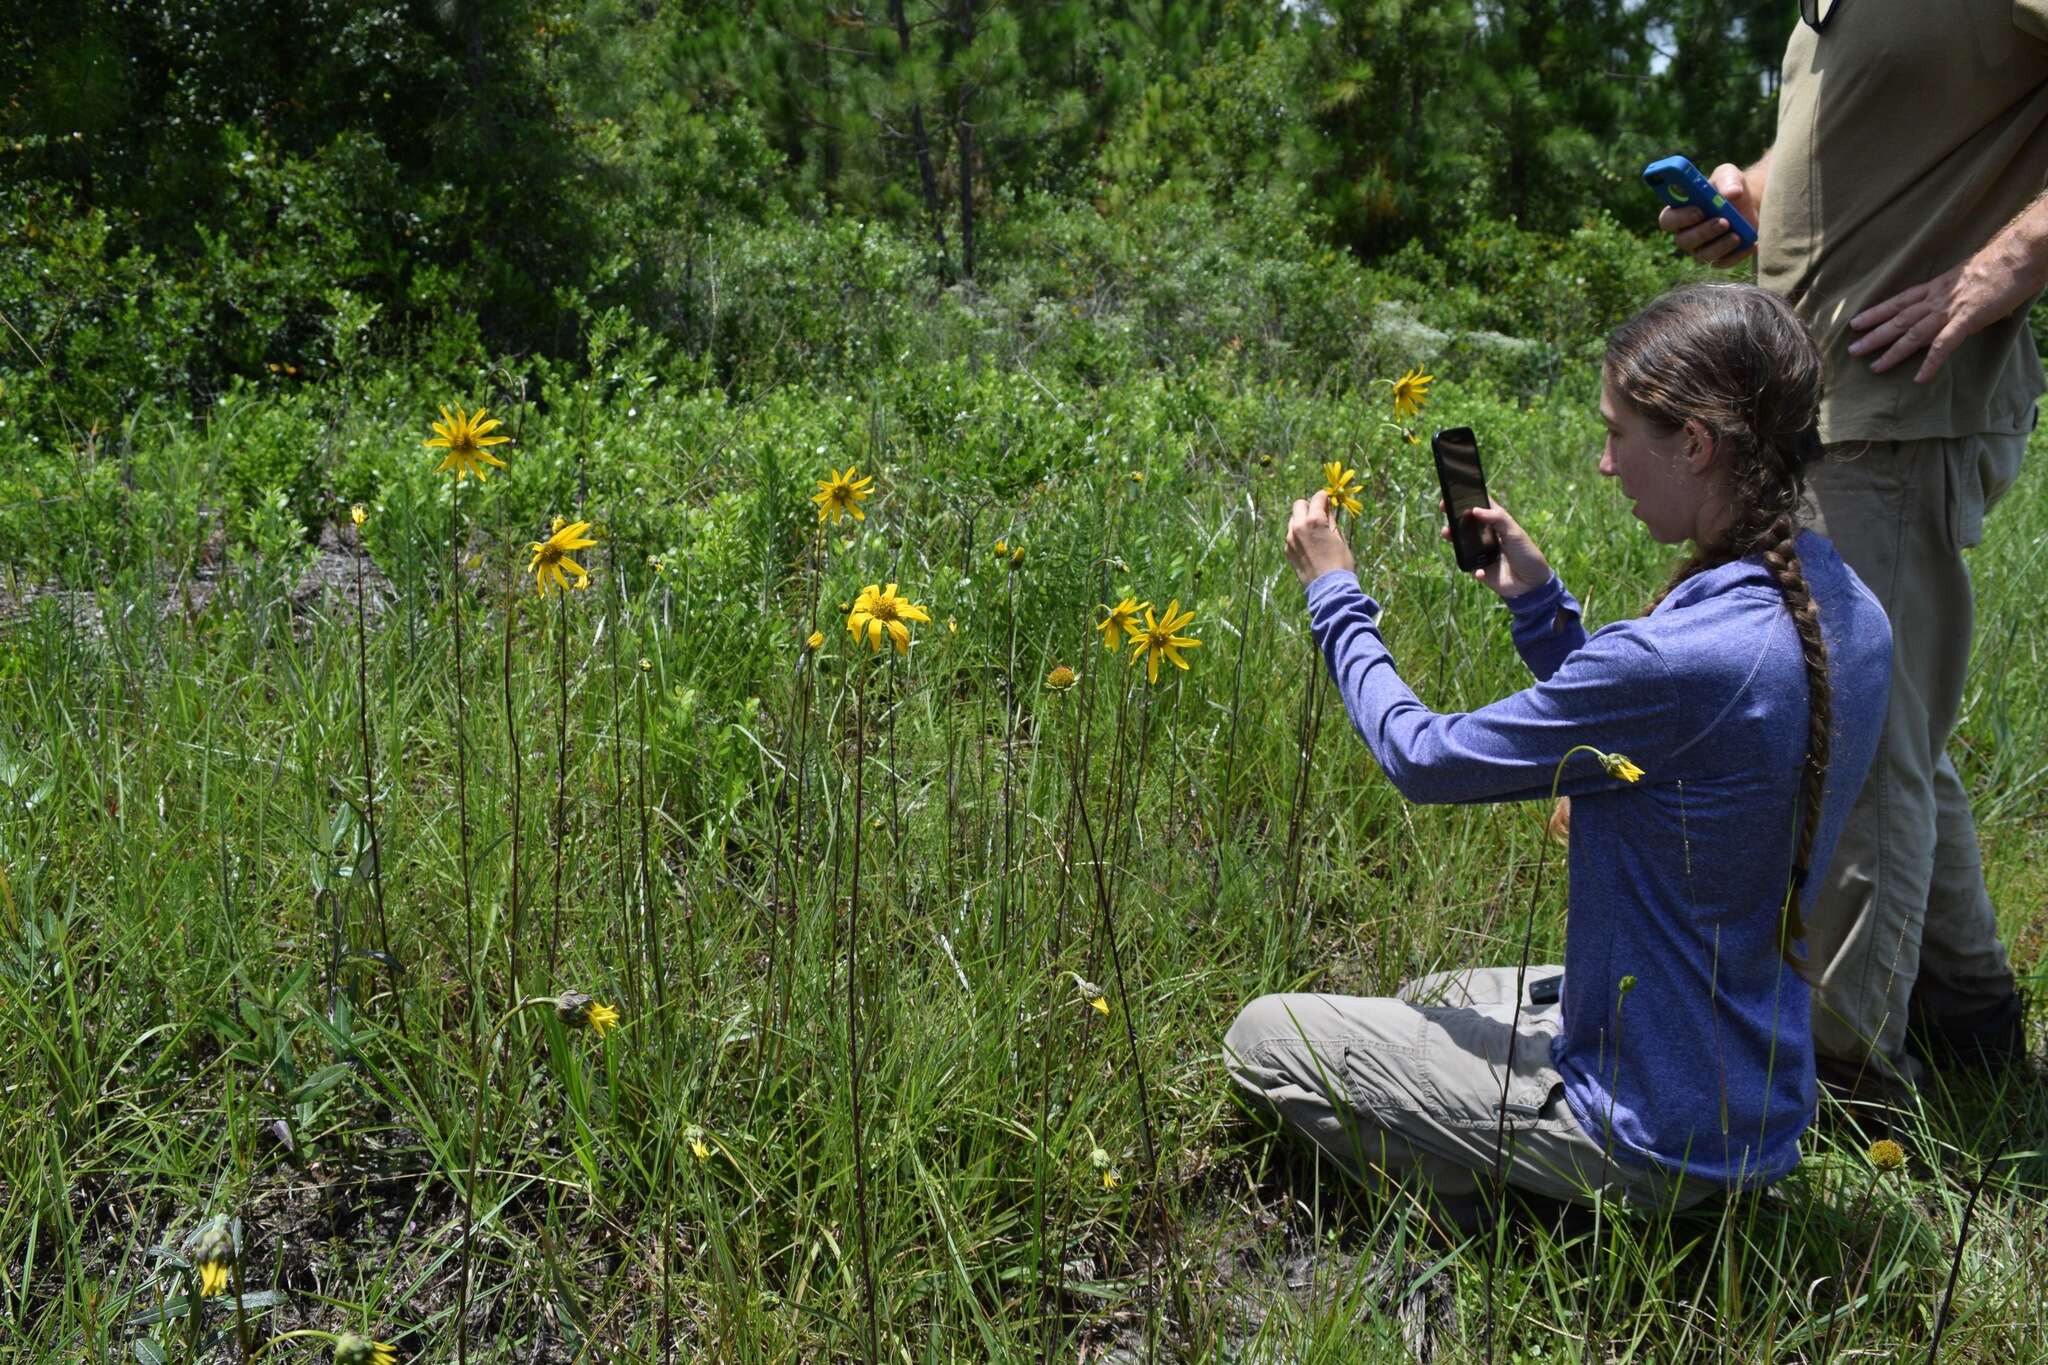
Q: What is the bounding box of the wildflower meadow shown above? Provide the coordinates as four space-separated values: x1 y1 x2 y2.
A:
5 3 2047 1361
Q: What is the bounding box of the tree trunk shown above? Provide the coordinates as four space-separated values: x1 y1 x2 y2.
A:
954 0 976 281
888 0 951 272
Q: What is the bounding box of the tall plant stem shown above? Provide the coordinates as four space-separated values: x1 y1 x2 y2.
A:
1928 1135 2004 1365
1487 745 1606 1365
1817 1165 1890 1365
1212 495 1256 896
634 657 665 1013
847 665 881 1365
548 587 569 977
353 526 402 1032
456 995 564 1365
229 1256 251 1362
998 565 1018 951
605 558 636 1007
1073 684 1185 1336
502 590 525 993
765 523 827 1045
450 479 477 1047
1281 639 1324 924
1034 677 1091 1360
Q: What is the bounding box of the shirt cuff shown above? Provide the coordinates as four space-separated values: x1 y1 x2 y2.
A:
1304 568 1373 613
1503 572 1565 621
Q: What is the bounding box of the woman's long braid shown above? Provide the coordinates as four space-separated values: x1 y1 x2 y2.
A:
1612 282 1831 972
1758 512 1831 965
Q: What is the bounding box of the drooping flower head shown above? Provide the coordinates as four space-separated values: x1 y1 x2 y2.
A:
1599 751 1645 784
1125 599 1200 684
192 1221 234 1298
1070 973 1108 1013
1390 368 1433 422
334 1333 399 1365
529 518 597 597
350 503 368 528
813 466 875 524
1322 461 1364 519
806 630 825 651
846 583 931 655
685 1124 712 1162
423 405 511 482
1096 597 1149 653
555 991 621 1036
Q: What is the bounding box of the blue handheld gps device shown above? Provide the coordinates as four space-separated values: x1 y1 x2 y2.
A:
1643 154 1757 252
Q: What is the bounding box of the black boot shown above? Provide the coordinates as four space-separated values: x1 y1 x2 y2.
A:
1906 984 2029 1073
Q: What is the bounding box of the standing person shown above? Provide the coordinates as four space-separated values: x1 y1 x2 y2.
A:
1658 1 2043 1096
1224 284 1891 1218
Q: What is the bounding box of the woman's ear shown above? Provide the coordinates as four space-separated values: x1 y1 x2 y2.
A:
1682 418 1718 475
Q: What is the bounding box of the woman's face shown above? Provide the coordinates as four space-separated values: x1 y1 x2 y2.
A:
1598 379 1712 545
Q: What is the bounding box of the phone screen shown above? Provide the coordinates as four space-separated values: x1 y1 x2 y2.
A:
1431 427 1500 571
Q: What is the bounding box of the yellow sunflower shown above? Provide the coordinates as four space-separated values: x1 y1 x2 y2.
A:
846 583 931 654
423 405 511 482
1390 368 1433 422
1124 599 1200 684
813 466 875 524
1322 461 1364 518
1095 597 1149 653
528 517 596 597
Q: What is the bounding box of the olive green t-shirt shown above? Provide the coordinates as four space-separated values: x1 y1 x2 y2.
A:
1760 0 2048 443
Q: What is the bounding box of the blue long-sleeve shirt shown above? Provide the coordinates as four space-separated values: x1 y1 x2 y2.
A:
1305 530 1890 1185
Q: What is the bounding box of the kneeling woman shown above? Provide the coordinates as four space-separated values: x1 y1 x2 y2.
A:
1227 283 1891 1215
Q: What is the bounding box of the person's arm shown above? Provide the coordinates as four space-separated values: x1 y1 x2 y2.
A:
1444 501 1584 681
1659 148 1773 268
1503 573 1586 682
1847 190 2048 382
1303 569 1677 806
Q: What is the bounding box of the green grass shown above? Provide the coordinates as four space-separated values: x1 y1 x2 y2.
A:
1 360 2042 1363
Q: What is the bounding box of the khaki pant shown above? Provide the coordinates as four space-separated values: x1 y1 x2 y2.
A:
1224 967 1722 1217
1802 431 2025 1091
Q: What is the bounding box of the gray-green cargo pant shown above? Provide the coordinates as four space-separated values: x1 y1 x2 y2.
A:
1224 966 1722 1216
1801 432 2025 1092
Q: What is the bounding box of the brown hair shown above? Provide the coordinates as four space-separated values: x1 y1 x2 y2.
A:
1604 282 1829 969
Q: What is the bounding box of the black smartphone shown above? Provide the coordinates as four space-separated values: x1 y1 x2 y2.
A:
1430 426 1501 572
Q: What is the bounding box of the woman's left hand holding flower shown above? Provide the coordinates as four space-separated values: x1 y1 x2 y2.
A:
1285 490 1356 587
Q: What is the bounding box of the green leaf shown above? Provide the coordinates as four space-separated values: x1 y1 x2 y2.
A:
294 1063 353 1100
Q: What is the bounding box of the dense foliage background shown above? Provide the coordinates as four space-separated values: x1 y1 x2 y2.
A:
3 0 1797 467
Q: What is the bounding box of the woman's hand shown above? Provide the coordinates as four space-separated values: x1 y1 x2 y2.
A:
1441 500 1551 601
1286 491 1356 587
1547 796 1571 846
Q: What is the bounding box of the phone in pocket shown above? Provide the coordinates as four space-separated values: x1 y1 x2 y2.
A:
1431 426 1500 572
